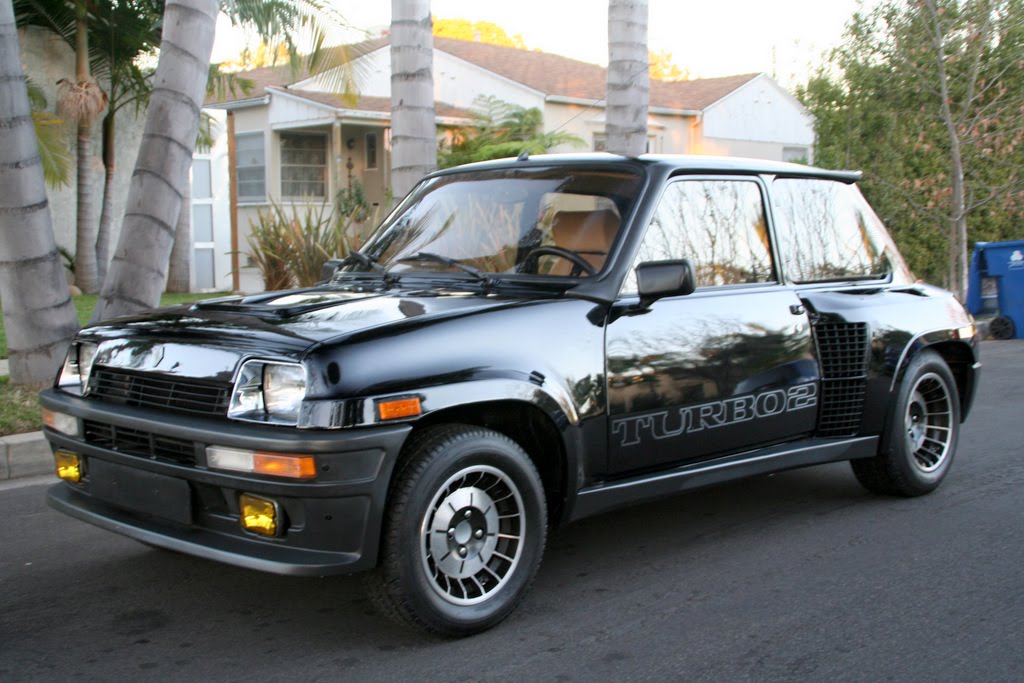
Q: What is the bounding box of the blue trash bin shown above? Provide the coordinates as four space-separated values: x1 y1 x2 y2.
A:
966 240 1024 339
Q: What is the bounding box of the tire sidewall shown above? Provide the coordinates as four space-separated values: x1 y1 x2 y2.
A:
392 429 546 635
888 352 961 494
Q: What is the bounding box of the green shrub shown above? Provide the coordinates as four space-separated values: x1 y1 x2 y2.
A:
248 201 360 290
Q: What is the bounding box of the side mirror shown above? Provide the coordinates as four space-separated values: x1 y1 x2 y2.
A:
636 259 696 307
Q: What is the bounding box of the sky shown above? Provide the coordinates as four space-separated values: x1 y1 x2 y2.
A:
213 0 878 88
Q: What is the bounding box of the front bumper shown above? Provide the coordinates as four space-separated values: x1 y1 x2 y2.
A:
40 389 412 576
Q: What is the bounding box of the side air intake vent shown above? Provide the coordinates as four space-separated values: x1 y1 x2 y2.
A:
813 321 869 437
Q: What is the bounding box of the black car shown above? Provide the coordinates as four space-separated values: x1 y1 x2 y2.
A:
42 154 979 636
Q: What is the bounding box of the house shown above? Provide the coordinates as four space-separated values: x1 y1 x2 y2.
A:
190 36 817 293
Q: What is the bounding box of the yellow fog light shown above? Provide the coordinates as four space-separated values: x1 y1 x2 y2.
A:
54 450 82 483
239 493 279 536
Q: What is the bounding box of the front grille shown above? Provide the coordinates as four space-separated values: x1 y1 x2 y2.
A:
813 321 869 437
84 420 198 466
89 367 231 417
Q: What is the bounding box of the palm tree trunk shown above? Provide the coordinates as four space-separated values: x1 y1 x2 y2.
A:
71 4 99 293
390 0 436 200
0 0 80 384
166 181 191 292
606 0 650 156
91 0 218 322
74 119 99 292
95 110 116 285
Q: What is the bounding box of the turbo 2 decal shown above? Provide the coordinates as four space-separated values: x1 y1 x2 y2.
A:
612 382 818 448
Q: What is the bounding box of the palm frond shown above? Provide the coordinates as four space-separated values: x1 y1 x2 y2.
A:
220 0 361 100
206 64 254 100
195 111 219 153
33 110 73 188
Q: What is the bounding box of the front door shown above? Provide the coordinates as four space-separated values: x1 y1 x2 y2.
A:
606 177 819 475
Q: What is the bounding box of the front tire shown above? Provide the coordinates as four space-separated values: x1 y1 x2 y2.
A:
852 350 960 496
366 425 547 637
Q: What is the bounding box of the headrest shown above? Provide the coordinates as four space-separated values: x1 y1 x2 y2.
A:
551 209 620 253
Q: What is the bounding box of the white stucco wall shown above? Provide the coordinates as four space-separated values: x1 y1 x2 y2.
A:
699 137 812 163
701 75 814 153
543 102 695 155
298 46 544 112
19 26 146 267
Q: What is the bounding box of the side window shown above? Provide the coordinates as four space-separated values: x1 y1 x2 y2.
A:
623 179 774 294
365 133 378 170
235 132 265 201
772 179 893 283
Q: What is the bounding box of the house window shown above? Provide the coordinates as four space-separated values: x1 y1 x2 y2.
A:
366 133 378 170
235 132 265 201
281 132 327 198
783 146 809 163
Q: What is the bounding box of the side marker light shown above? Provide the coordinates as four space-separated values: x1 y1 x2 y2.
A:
378 397 422 421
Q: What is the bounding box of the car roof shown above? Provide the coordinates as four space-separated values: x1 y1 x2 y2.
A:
430 153 863 183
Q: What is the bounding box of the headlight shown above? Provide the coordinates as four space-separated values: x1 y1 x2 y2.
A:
57 342 98 395
228 360 307 425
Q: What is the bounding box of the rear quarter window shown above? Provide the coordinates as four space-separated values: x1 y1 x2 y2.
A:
771 179 909 284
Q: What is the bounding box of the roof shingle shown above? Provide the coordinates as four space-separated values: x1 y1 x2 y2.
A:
208 36 759 113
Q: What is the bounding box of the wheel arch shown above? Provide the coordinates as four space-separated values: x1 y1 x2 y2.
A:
892 333 978 421
397 399 577 528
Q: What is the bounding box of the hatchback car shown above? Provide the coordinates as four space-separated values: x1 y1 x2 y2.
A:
42 154 979 636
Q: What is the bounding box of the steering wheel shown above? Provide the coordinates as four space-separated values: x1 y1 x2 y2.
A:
522 246 597 276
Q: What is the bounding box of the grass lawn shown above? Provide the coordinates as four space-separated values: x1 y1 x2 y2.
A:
0 376 43 436
0 291 226 360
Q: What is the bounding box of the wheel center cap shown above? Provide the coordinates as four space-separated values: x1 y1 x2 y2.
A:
454 519 473 545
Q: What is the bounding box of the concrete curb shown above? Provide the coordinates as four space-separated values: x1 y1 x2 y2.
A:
0 431 52 481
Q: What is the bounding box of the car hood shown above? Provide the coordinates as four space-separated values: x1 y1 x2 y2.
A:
78 287 537 383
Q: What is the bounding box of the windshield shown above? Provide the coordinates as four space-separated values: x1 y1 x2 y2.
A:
347 166 643 280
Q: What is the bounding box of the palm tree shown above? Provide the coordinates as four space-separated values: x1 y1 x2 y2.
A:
15 0 161 289
91 0 162 285
0 0 80 384
390 0 436 200
92 0 354 320
89 0 219 321
606 0 649 156
60 2 108 293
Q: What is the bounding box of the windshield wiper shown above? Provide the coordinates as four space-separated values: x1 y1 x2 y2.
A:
396 252 493 285
340 250 388 275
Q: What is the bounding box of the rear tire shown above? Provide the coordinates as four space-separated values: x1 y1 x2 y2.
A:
366 424 547 637
852 350 960 496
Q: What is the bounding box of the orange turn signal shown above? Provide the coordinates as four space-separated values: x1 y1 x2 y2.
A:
206 446 316 480
253 452 317 479
378 397 422 421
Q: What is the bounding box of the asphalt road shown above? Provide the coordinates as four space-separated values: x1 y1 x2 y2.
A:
1 341 1021 682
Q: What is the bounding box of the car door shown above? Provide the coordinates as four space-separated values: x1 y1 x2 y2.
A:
606 176 819 475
